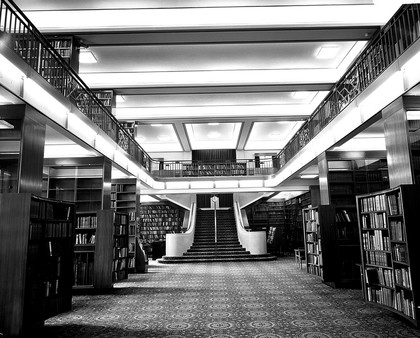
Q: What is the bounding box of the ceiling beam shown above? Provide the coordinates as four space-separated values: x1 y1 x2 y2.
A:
74 27 378 47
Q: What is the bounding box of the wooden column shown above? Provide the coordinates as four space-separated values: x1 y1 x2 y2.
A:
382 96 420 187
0 104 46 195
317 152 330 205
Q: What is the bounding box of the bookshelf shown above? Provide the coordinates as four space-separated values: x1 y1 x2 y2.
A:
73 212 97 288
285 191 311 252
356 184 420 326
73 210 129 290
139 202 185 258
303 205 336 285
111 179 140 272
0 193 75 337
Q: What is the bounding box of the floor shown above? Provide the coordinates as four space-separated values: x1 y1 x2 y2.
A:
43 257 420 338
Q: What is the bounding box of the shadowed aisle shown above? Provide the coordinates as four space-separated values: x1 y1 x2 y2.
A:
44 257 420 337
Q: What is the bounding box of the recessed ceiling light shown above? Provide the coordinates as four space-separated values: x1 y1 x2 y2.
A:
208 131 221 139
116 95 125 103
0 120 14 129
315 46 339 59
158 135 170 141
292 91 311 99
407 110 420 120
79 49 97 64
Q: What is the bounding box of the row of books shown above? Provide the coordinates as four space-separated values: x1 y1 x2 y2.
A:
367 286 394 307
394 290 415 319
305 220 318 232
307 243 320 254
114 224 127 235
73 259 93 286
30 199 72 221
389 220 405 242
365 267 394 287
306 233 319 242
77 216 97 228
307 264 322 276
141 224 180 230
307 254 321 265
360 194 387 212
140 219 180 224
365 250 391 267
392 244 408 263
113 257 127 271
395 267 412 289
362 231 390 251
360 212 387 229
75 233 95 245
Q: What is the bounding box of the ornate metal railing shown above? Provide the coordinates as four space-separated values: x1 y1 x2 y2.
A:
274 4 420 169
0 0 153 172
151 158 277 178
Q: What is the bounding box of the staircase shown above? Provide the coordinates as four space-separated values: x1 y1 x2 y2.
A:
159 208 277 263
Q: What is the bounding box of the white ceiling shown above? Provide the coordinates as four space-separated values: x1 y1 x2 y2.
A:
11 0 409 157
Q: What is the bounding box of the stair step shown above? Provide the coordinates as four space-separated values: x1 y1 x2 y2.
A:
158 254 278 264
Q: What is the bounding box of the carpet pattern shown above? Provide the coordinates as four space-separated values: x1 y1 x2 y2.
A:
44 257 420 337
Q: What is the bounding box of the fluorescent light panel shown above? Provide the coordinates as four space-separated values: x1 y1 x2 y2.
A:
79 49 97 64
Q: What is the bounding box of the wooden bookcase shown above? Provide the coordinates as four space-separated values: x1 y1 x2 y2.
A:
303 205 336 285
326 158 389 287
73 210 129 290
284 191 311 251
111 179 140 272
0 193 75 337
356 184 420 326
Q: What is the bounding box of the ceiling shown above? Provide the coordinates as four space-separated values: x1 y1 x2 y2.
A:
12 0 409 156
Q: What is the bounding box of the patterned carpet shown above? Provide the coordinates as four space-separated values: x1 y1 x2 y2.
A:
43 257 420 338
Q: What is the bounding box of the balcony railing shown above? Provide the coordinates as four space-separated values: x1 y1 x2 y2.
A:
0 0 153 172
1 2 420 180
151 158 278 178
274 4 420 170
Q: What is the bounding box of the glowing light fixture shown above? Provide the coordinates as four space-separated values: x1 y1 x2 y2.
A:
291 91 311 99
0 94 12 104
79 49 97 64
407 111 420 120
316 45 340 59
300 174 318 179
0 120 14 129
151 124 163 127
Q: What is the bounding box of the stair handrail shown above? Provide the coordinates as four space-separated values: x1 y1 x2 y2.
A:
186 202 196 233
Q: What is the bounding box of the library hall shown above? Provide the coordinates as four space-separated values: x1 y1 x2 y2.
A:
3 0 420 337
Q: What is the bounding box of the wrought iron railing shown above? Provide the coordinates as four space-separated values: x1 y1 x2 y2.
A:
151 158 277 178
1 2 420 179
274 4 420 169
0 0 153 172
